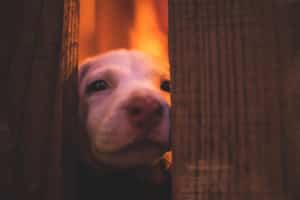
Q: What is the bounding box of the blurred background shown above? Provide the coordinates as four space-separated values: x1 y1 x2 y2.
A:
79 0 168 63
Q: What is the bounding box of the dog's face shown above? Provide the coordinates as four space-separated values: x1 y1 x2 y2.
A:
79 50 170 169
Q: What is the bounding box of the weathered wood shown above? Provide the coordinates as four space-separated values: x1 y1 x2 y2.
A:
169 0 300 199
1 0 79 199
0 1 24 198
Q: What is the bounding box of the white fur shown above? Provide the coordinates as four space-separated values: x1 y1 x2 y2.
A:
79 49 170 169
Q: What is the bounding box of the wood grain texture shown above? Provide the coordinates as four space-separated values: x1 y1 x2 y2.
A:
169 0 300 200
1 0 79 199
0 1 24 198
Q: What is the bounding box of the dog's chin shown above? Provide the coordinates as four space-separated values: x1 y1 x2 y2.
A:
92 140 168 169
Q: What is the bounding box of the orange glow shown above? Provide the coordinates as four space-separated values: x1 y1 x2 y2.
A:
130 0 168 62
79 0 96 62
79 0 168 64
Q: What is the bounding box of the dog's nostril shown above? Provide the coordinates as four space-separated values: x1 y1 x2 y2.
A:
129 106 142 116
126 97 164 124
126 98 164 129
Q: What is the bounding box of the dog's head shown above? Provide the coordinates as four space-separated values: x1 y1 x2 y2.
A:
79 49 170 170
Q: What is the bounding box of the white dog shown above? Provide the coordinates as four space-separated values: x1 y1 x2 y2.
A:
78 49 171 172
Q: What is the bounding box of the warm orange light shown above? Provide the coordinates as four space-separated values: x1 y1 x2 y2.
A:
79 0 168 64
79 0 96 62
130 0 168 62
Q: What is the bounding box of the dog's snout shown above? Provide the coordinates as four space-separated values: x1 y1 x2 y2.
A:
126 95 164 128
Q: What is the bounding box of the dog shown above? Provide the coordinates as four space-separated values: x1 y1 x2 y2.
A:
78 49 171 200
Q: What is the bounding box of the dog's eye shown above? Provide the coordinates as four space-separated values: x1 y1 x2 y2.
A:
160 80 170 92
86 80 109 93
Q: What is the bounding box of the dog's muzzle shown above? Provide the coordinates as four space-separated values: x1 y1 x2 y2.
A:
124 94 164 130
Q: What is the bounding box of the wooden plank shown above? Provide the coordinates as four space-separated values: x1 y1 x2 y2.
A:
0 0 79 199
0 1 24 198
169 0 300 199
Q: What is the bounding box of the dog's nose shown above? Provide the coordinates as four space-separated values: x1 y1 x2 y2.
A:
126 96 164 129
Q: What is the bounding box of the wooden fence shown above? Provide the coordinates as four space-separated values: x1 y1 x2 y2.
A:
1 0 300 199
